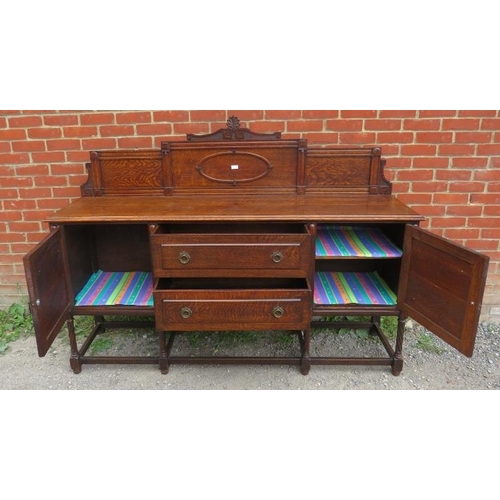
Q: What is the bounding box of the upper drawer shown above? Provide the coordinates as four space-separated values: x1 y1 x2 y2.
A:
150 223 312 277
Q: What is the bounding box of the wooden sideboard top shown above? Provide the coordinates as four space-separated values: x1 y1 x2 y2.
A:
46 194 423 224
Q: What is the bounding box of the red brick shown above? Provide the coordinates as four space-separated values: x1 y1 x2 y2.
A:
8 115 43 127
449 181 485 193
433 193 469 204
100 125 134 137
396 170 433 181
487 182 500 192
287 120 323 132
459 110 497 117
52 186 81 198
464 239 499 251
339 132 376 144
395 193 433 205
386 158 412 168
401 144 437 156
404 119 441 131
33 175 68 187
302 132 339 144
377 132 414 143
379 110 416 118
326 120 363 131
412 205 446 217
0 176 33 188
117 137 153 148
340 110 377 118
18 187 52 199
31 152 65 163
2 199 37 210
419 110 457 117
412 157 449 168
435 170 472 181
303 110 339 119
82 138 117 150
136 123 172 135
438 144 475 156
12 140 46 152
43 114 79 126
455 132 492 143
80 113 115 125
453 157 489 168
265 110 302 119
474 169 500 181
249 121 285 134
50 164 86 175
442 118 480 130
446 228 480 240
173 122 209 135
482 229 500 239
0 153 30 164
116 111 152 124
416 132 453 143
468 217 500 228
8 222 42 233
67 151 91 162
27 127 62 139
477 144 500 155
15 164 50 176
446 205 483 216
37 199 72 210
470 193 500 204
153 111 189 122
0 129 27 140
46 139 81 151
190 110 226 121
63 126 98 137
430 217 467 228
224 111 261 121
482 206 500 216
480 118 500 130
364 119 401 130
412 181 449 192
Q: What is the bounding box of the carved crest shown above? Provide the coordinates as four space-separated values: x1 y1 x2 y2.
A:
186 115 281 141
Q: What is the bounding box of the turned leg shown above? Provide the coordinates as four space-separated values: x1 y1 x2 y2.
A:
300 328 311 375
159 331 169 374
391 313 406 376
67 316 82 374
369 315 381 336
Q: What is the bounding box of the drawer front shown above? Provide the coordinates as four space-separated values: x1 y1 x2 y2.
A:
154 288 311 331
151 233 312 277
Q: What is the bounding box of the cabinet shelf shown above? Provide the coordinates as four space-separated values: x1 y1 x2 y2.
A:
75 270 153 307
313 271 397 306
316 225 402 258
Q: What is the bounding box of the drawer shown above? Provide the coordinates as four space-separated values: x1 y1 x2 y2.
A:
154 278 311 331
150 224 312 277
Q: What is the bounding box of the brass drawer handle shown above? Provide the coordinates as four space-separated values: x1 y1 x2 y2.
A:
271 251 283 263
272 306 285 319
178 251 191 265
180 306 192 319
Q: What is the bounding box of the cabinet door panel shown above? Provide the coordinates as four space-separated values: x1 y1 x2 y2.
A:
398 225 489 356
23 227 71 356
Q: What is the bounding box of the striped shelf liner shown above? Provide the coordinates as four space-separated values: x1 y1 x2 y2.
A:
75 270 153 307
314 271 397 306
316 225 402 258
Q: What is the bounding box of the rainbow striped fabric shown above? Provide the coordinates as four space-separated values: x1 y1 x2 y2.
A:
314 271 397 306
75 271 153 307
316 226 402 258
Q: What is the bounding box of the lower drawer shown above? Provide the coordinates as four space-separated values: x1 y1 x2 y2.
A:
154 278 311 331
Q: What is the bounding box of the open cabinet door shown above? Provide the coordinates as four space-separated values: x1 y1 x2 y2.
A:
398 225 489 357
23 227 71 357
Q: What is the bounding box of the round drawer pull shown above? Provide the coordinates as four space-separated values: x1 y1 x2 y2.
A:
272 306 285 319
178 251 191 265
180 306 193 319
271 251 283 263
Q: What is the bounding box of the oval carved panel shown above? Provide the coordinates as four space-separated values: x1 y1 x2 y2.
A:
195 151 273 185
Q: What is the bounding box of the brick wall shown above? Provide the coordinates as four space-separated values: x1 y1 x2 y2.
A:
1 110 499 321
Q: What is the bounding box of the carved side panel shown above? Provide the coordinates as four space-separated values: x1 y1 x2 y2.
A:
89 151 164 196
305 147 392 194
